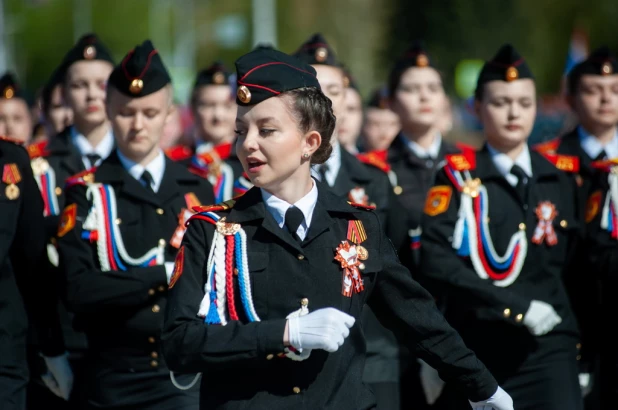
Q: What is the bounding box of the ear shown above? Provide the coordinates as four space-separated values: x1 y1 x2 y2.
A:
303 129 322 158
165 102 177 124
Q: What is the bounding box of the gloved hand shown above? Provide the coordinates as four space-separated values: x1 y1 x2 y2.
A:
579 373 592 397
165 262 175 284
469 386 514 410
418 359 445 404
523 300 562 336
288 307 355 352
42 353 74 400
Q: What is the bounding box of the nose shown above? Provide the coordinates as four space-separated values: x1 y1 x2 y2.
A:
132 112 144 130
239 129 259 154
508 102 520 120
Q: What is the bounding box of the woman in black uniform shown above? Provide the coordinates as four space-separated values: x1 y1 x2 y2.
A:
162 46 513 410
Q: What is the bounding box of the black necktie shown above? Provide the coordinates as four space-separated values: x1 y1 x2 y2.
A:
595 150 608 161
140 170 155 194
318 165 330 187
284 206 304 243
85 153 101 168
510 164 528 202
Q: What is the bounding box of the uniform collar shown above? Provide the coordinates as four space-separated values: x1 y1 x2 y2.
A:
116 148 166 193
577 125 618 159
70 125 114 165
261 179 318 238
486 143 532 186
475 145 559 182
400 132 442 159
311 140 341 186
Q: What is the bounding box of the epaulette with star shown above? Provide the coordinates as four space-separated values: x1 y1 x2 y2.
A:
454 142 477 153
356 151 391 173
0 135 25 145
347 201 376 211
532 138 561 155
164 145 193 161
27 140 50 159
65 167 97 189
541 153 580 173
445 150 476 171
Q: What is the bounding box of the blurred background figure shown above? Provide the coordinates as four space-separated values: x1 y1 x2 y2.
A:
338 72 364 153
0 73 33 143
361 85 400 152
159 102 184 149
40 68 73 139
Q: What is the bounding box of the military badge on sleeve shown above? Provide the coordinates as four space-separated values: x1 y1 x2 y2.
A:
168 246 185 289
58 204 77 237
424 185 452 216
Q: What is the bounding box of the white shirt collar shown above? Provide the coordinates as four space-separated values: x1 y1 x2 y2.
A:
487 143 532 187
70 126 115 168
261 180 318 241
116 149 166 193
401 133 442 159
311 141 341 186
196 141 214 155
577 125 618 159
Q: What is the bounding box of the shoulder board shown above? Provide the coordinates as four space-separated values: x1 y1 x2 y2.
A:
347 201 376 211
591 158 618 173
213 143 233 160
192 199 236 214
356 151 391 173
27 140 50 159
65 167 97 188
165 145 193 161
0 135 25 145
541 153 580 173
532 138 561 154
454 142 476 153
445 150 476 171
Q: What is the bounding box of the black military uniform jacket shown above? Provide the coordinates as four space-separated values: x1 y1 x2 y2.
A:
0 139 64 367
57 151 214 374
162 182 498 410
421 147 581 366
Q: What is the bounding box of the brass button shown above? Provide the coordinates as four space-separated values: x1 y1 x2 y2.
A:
518 223 526 231
152 304 161 313
359 263 366 270
55 187 62 196
560 220 568 228
151 351 158 359
266 354 274 360
158 285 165 292
515 313 523 323
576 343 582 350
148 337 156 344
115 218 122 225
297 254 305 260
292 386 301 394
301 298 309 306
394 186 403 195
150 360 159 368
158 239 166 247
148 289 155 296
503 308 511 318
156 208 164 215
576 355 582 361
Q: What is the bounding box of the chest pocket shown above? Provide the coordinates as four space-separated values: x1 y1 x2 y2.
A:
247 251 269 319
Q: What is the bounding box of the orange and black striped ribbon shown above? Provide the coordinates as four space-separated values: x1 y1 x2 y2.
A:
2 164 21 184
347 220 367 244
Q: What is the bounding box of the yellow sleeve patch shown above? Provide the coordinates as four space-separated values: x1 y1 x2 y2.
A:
585 190 602 223
57 204 77 237
168 246 185 289
424 185 452 216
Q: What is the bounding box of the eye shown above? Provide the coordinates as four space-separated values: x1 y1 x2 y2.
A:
260 128 275 136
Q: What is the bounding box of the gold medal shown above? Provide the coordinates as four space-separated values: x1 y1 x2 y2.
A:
5 183 19 200
356 245 369 261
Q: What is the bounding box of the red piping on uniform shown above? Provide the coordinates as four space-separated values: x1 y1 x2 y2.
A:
240 62 316 80
121 49 159 80
489 58 525 68
237 81 281 95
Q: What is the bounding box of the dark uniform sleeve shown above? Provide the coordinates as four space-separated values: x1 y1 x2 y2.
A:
367 211 498 402
161 217 287 373
57 184 169 314
586 179 618 277
11 147 64 356
419 170 533 320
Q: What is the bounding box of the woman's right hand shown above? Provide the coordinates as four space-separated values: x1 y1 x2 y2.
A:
286 308 355 352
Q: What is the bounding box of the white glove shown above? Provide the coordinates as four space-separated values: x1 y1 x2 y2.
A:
469 386 514 410
418 359 445 404
288 307 355 352
165 262 175 284
522 300 562 336
42 353 74 400
579 373 592 397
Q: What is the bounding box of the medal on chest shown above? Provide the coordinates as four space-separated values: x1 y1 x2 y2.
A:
334 220 368 297
2 163 21 200
31 157 61 216
348 187 369 206
531 201 558 246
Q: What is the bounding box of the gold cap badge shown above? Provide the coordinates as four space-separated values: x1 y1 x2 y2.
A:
416 54 429 67
315 47 328 63
602 62 613 75
237 85 251 104
506 66 519 82
3 86 14 99
213 72 225 84
129 79 144 94
83 45 97 60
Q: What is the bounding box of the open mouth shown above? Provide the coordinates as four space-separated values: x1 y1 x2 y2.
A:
246 158 266 173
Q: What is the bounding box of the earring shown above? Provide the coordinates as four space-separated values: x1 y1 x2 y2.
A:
302 153 310 159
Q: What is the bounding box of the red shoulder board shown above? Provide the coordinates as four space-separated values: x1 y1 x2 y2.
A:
591 158 618 173
165 145 193 161
0 135 25 145
213 142 233 160
454 142 476 153
65 167 97 188
27 140 50 159
445 150 476 171
192 199 236 214
356 151 391 173
533 138 561 154
347 201 376 210
541 153 580 173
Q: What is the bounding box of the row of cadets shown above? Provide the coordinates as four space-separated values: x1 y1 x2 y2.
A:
165 61 244 203
39 67 74 140
0 135 71 409
161 43 515 410
337 70 363 154
55 39 214 409
420 44 585 409
0 73 33 143
359 85 401 154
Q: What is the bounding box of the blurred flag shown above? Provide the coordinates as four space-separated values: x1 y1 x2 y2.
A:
563 28 589 75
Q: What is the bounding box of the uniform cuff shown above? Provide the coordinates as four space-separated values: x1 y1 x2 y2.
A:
257 319 287 354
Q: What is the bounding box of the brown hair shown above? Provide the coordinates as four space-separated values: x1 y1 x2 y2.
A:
282 87 335 165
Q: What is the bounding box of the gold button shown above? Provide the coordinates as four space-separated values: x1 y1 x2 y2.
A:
55 187 62 196
233 268 239 276
518 223 526 230
115 218 122 225
292 387 301 394
515 313 523 323
576 355 582 361
301 298 309 306
148 289 155 296
158 239 166 247
266 354 274 360
150 360 159 368
148 337 156 344
158 285 165 292
359 263 366 270
156 208 164 215
152 304 160 313
151 351 158 359
394 186 403 195
560 220 568 228
576 343 582 350
503 308 511 318
297 254 305 260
